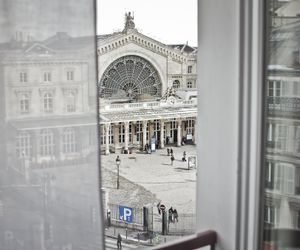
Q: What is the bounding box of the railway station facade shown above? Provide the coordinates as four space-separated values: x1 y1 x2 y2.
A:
98 13 198 154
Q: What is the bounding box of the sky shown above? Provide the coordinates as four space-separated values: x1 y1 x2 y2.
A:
97 0 197 47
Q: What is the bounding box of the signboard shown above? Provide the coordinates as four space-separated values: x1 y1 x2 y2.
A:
119 205 133 223
188 156 197 169
160 204 166 211
186 134 193 140
151 137 156 151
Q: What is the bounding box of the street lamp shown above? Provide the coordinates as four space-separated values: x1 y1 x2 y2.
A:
116 156 121 189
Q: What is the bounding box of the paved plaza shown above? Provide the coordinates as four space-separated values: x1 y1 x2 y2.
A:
101 145 197 214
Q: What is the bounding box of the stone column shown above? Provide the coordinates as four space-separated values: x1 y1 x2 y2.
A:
160 120 165 148
194 118 197 145
124 121 129 152
105 123 110 155
149 121 154 139
113 123 119 150
177 119 182 147
142 120 147 148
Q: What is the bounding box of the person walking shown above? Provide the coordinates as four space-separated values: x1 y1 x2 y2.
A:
171 155 175 166
117 233 122 249
170 148 173 155
173 209 178 222
167 148 170 156
157 201 161 215
168 207 174 223
182 151 187 162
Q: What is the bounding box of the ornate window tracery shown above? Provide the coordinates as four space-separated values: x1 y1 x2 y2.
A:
99 55 162 100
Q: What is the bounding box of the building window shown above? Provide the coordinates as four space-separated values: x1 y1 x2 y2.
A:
20 94 30 114
119 123 125 143
62 128 76 153
274 164 295 194
265 162 274 189
16 132 31 157
136 121 143 142
43 72 51 82
40 129 54 156
264 205 276 227
295 126 300 153
100 125 113 145
173 80 180 89
129 122 132 142
170 120 177 140
187 81 193 88
186 119 195 135
154 120 160 141
44 93 53 113
268 80 281 97
187 65 192 73
67 71 74 81
109 125 114 144
66 92 76 112
275 124 287 151
100 125 105 145
20 72 27 82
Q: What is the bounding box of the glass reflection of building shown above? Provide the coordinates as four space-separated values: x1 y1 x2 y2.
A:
0 31 102 250
0 33 97 171
264 0 300 236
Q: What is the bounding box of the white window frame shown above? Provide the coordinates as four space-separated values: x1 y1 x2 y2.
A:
197 1 264 249
16 132 31 157
43 92 53 113
62 128 76 154
40 129 54 156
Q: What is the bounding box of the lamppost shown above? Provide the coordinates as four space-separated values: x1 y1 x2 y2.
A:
116 156 121 189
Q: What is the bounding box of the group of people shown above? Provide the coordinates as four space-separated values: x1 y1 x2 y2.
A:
168 206 179 223
167 148 187 165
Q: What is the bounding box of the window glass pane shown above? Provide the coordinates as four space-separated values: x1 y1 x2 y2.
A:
0 1 103 249
263 1 300 248
98 0 197 247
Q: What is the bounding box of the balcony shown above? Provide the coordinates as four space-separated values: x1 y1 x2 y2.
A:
267 97 300 117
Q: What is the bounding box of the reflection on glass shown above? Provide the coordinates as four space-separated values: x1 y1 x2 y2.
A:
263 1 300 249
0 1 103 250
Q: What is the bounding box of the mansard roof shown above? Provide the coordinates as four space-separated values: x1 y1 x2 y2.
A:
168 44 197 54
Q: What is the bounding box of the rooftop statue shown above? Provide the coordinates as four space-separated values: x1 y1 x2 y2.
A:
124 12 135 31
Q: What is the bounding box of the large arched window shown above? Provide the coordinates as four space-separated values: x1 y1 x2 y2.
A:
44 93 53 113
62 128 76 153
16 132 31 157
40 129 54 156
99 55 162 100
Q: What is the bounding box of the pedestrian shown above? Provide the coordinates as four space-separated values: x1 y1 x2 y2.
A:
173 209 178 222
157 201 161 215
117 233 122 249
182 151 187 162
168 206 174 223
167 148 170 156
170 148 173 155
171 155 175 166
107 209 111 227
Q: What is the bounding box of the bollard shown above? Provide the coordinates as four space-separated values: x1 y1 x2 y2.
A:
126 227 128 239
114 227 116 236
164 237 166 243
138 233 140 242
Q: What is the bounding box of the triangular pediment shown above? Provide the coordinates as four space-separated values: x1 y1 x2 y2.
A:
24 43 55 55
97 31 188 63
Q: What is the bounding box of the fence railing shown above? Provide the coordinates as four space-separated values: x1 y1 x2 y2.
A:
101 99 197 111
167 213 196 235
149 230 217 250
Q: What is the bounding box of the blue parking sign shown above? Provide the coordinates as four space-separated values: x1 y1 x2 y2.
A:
119 205 133 223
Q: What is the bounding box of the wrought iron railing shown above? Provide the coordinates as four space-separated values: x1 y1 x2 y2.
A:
149 230 217 250
267 97 300 113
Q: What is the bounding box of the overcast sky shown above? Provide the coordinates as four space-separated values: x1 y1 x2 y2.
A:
97 0 197 47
